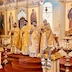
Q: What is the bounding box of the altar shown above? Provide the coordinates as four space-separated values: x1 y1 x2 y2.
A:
63 36 72 43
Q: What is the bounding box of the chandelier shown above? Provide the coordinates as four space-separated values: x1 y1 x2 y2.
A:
44 6 50 18
45 7 48 12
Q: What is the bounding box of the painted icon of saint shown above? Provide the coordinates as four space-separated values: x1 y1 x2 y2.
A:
0 12 4 35
9 12 13 30
68 8 72 29
30 9 37 24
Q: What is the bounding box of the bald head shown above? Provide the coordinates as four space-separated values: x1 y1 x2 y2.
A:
43 19 47 25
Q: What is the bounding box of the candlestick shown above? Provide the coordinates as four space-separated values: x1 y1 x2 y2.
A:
63 37 72 72
2 35 10 65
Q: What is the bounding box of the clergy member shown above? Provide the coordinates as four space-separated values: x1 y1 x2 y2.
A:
29 21 41 57
11 22 21 54
21 20 30 55
40 19 55 53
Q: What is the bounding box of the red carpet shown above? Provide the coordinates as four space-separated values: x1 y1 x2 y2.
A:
60 57 72 72
4 54 42 72
0 54 72 72
0 68 5 72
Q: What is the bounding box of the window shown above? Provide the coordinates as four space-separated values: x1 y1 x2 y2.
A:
43 2 53 28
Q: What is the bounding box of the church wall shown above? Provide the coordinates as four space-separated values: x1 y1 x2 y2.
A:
17 2 27 19
17 7 27 26
0 0 68 39
53 6 60 36
45 0 66 39
44 0 59 5
59 2 65 39
65 2 72 31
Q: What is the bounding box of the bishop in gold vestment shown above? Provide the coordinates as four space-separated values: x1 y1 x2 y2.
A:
21 20 30 55
29 21 41 57
10 23 21 54
40 19 55 53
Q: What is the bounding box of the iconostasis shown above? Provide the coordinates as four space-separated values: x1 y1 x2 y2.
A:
0 0 41 36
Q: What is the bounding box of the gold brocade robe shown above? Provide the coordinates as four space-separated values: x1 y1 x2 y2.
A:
40 24 55 53
29 26 41 53
11 27 21 53
21 25 30 54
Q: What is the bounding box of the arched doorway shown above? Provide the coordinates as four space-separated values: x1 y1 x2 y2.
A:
18 17 25 29
18 10 26 29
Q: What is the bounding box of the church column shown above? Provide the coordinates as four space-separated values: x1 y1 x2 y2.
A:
53 3 60 36
39 0 45 25
4 0 7 35
38 6 40 25
59 1 65 39
5 9 7 35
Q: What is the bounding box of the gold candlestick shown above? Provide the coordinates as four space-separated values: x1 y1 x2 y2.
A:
63 37 72 72
2 35 10 64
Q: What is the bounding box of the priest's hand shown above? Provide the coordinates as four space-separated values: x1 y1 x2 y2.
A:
22 32 24 35
11 32 14 35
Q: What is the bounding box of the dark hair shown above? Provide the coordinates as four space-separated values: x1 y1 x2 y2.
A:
14 22 17 25
25 20 28 22
31 22 32 24
32 9 34 11
31 21 37 24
